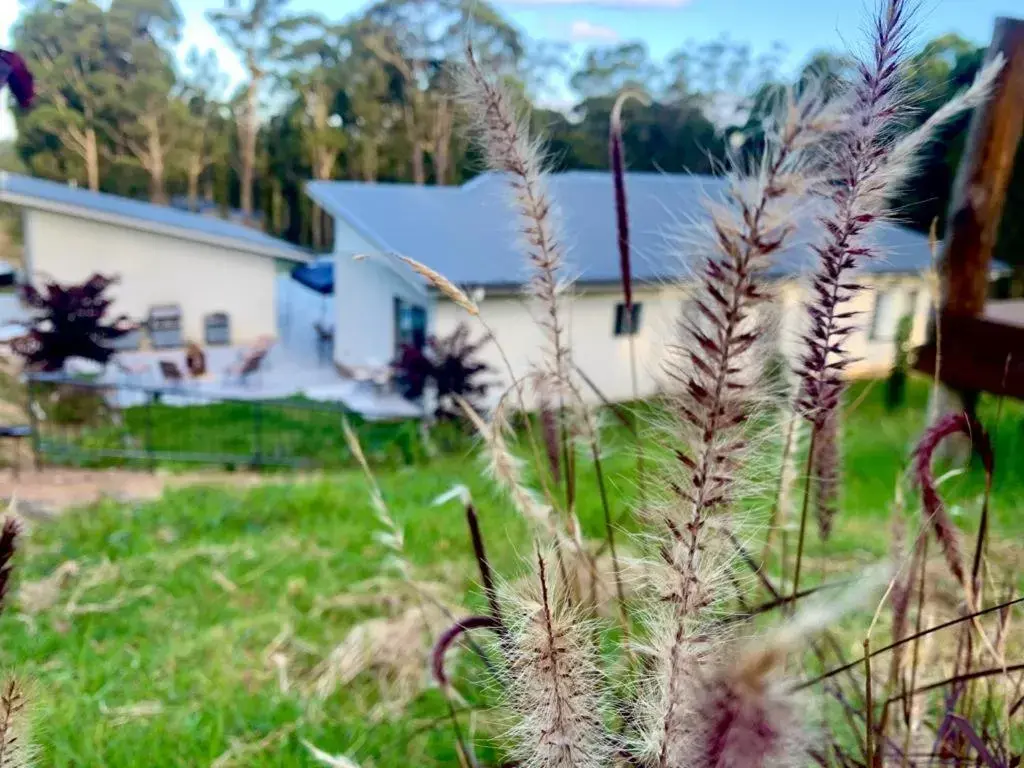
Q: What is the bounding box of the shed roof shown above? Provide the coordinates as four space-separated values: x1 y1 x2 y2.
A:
306 171 934 288
0 173 308 263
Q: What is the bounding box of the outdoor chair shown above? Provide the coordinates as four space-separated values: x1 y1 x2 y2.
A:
228 337 274 386
159 359 185 385
314 321 334 366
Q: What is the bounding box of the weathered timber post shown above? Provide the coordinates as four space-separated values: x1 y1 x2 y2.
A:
932 17 1024 421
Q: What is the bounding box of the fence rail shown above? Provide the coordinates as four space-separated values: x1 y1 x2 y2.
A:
23 373 416 471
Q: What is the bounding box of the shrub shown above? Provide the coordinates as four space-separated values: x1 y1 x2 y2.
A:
12 273 133 372
392 323 493 420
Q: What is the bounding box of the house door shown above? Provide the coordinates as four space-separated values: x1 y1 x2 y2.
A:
394 297 427 354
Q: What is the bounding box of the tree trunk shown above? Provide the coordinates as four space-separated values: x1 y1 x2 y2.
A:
85 128 100 192
432 101 454 185
239 79 260 216
361 138 379 182
187 157 201 211
146 117 167 204
311 201 322 250
405 104 425 185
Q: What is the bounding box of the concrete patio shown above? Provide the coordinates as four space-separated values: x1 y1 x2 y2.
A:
95 342 421 420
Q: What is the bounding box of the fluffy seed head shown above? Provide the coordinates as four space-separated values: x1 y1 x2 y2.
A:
398 256 479 316
0 677 33 768
796 3 1003 426
456 43 571 393
459 393 556 534
501 551 612 768
812 400 842 541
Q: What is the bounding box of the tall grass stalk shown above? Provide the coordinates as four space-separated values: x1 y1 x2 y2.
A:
789 0 1003 598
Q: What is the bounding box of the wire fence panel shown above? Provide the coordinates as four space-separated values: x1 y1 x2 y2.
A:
23 373 393 471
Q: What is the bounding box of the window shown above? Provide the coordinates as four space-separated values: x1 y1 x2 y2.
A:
205 312 231 346
614 302 643 336
868 289 905 342
147 304 183 349
394 297 427 352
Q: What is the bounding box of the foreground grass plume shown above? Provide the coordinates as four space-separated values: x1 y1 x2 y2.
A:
502 551 612 768
0 677 31 768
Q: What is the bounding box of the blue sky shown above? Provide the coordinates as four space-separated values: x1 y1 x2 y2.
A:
1 0 1020 136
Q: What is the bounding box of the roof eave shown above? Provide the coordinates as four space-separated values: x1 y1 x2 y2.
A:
0 190 309 264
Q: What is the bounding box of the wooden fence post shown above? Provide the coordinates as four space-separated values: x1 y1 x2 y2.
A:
934 16 1024 417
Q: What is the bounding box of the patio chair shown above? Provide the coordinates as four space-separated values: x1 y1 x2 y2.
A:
314 321 334 366
159 359 185 385
228 339 273 386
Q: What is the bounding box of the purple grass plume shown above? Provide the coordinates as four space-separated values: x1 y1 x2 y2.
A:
796 0 1003 427
432 615 500 689
610 90 647 314
795 0 915 425
688 646 804 768
912 412 993 594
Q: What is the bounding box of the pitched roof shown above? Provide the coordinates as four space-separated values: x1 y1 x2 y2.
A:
306 171 934 288
0 173 308 263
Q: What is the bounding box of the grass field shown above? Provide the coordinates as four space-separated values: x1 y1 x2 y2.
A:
1 377 1022 766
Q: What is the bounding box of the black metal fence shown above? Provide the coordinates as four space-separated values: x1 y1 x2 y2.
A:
24 373 421 470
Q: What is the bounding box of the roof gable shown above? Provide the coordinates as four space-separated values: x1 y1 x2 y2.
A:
0 173 308 263
306 170 933 287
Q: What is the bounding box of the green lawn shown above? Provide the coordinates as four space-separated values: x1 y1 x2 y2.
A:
1 377 1022 766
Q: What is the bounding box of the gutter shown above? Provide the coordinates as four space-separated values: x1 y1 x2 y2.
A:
0 189 309 264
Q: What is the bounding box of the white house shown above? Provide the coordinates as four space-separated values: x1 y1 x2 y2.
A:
0 173 308 349
305 171 936 407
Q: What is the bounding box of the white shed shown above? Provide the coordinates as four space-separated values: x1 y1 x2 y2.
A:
0 173 308 348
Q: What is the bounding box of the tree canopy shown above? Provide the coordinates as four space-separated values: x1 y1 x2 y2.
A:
4 0 1021 278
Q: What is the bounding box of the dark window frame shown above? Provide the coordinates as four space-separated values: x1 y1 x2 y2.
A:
613 301 643 337
394 296 427 353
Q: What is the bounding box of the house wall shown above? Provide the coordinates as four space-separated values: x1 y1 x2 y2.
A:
433 274 931 408
331 252 427 370
332 215 379 257
24 209 278 344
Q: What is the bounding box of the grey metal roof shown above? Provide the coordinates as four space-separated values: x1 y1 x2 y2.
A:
0 173 308 262
306 171 934 287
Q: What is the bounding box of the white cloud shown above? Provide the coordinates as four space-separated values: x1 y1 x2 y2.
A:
568 19 620 43
509 0 690 7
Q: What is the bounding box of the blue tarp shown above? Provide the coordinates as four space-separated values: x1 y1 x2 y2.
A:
291 260 334 295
